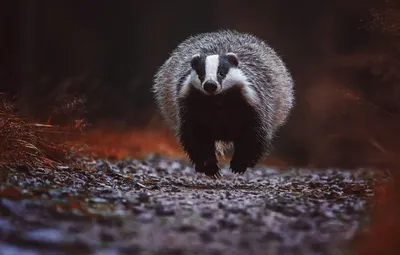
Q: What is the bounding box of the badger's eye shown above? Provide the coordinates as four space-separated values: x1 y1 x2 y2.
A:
217 71 224 78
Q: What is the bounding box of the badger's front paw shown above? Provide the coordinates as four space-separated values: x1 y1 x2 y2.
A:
229 160 248 175
195 161 221 179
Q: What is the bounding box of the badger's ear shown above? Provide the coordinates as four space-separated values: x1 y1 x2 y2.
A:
190 53 202 71
226 52 239 67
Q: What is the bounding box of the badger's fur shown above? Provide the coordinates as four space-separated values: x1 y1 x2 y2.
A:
153 30 294 178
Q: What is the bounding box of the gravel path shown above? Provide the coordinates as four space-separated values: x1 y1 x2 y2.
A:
0 155 389 255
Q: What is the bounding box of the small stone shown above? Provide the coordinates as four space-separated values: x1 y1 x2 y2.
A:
201 210 213 219
16 165 30 172
178 220 196 232
119 243 142 255
137 192 150 203
100 230 115 242
290 218 312 231
239 238 250 249
132 206 146 214
155 203 175 216
135 182 146 189
227 206 245 214
24 228 63 243
170 186 180 192
263 231 283 241
208 224 218 232
199 231 214 243
136 213 154 223
218 218 238 229
150 184 160 190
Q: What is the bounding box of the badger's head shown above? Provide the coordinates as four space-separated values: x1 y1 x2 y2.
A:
180 52 251 98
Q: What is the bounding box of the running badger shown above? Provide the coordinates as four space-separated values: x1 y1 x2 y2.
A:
153 30 294 178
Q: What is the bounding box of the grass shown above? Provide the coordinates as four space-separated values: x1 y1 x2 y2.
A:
0 93 70 169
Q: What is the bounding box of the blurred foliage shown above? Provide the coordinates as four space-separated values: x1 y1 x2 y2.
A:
368 0 400 36
0 93 76 170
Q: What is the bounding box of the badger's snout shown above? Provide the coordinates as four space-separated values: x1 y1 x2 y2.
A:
203 80 218 94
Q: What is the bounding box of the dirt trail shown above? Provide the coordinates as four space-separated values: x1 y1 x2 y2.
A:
0 155 389 255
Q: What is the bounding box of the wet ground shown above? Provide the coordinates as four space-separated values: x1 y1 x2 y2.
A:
0 154 390 255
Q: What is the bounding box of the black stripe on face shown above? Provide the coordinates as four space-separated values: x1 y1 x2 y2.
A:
191 54 206 83
217 54 239 84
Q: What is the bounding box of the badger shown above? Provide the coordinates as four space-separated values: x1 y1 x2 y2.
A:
152 30 294 178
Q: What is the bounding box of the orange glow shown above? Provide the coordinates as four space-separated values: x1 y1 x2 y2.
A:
68 128 185 160
66 127 288 167
356 173 399 255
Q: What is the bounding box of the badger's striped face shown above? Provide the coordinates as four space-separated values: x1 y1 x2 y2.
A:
190 53 239 95
180 53 249 97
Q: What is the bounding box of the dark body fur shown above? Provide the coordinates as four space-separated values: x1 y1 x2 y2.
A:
178 86 266 176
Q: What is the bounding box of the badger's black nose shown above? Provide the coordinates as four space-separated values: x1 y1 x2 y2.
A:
203 80 218 94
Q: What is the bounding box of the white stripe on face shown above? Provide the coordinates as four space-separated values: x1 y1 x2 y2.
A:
222 68 259 107
204 55 219 82
179 70 201 98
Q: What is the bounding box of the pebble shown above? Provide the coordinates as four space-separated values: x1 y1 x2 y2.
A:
155 203 175 216
137 192 150 203
132 206 146 214
0 155 387 255
201 209 214 219
136 213 154 223
199 231 214 243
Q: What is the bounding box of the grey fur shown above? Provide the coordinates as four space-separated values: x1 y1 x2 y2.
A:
152 30 294 176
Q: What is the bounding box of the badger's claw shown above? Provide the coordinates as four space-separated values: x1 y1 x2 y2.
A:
230 161 248 175
231 169 246 175
208 170 221 179
195 163 221 178
204 165 221 179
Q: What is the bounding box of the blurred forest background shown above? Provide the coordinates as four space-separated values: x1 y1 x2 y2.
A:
1 0 400 169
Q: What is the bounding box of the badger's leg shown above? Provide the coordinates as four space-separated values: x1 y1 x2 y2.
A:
179 128 221 178
230 125 268 174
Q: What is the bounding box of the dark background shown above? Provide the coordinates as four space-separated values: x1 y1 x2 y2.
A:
1 0 399 168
